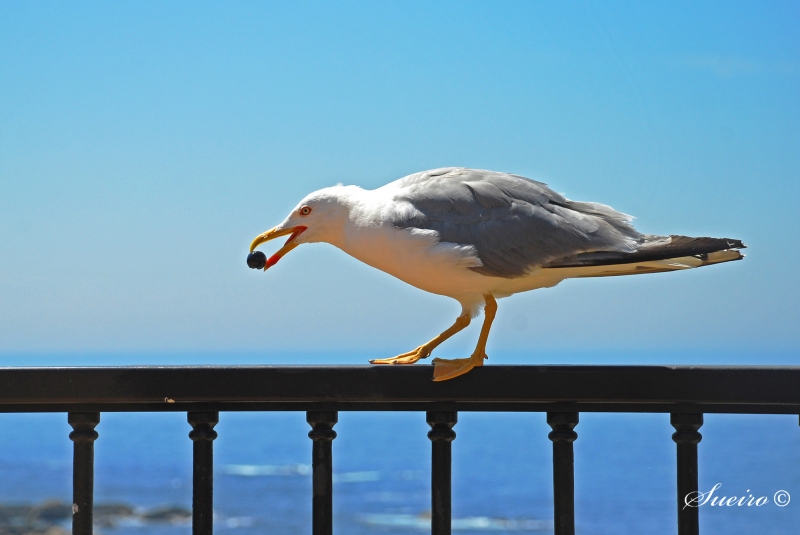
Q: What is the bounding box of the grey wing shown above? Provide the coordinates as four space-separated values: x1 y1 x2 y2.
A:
391 168 644 278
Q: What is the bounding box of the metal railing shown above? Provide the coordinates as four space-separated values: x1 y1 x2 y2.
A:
1 364 800 535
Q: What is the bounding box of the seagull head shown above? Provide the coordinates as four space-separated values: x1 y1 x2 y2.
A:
249 186 354 271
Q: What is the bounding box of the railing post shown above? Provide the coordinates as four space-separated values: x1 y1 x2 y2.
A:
547 412 578 535
427 411 457 535
307 411 338 535
671 413 703 535
68 412 100 535
189 411 219 535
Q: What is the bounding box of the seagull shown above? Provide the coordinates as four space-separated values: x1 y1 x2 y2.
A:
248 167 744 381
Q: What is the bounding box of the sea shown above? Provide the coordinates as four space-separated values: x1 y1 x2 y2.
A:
1 353 799 535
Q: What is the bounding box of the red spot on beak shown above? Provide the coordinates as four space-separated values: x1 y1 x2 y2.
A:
266 254 281 267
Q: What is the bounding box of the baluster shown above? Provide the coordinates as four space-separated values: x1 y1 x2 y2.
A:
68 412 100 535
307 411 338 535
671 413 703 535
547 412 578 535
427 411 457 535
189 411 219 535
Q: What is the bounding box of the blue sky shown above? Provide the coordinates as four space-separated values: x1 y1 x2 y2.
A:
1 1 798 363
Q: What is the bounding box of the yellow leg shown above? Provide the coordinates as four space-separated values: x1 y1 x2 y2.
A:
432 294 497 381
369 314 472 365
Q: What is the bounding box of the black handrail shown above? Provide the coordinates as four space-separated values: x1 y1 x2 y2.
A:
2 365 799 535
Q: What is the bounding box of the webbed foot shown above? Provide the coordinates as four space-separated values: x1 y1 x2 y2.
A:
431 352 486 381
369 346 431 365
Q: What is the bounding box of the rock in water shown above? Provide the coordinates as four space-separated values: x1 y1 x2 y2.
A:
247 251 267 270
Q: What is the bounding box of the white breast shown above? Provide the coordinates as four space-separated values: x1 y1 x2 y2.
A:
335 223 486 295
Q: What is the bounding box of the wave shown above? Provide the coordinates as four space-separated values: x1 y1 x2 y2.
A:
222 464 380 482
359 512 552 531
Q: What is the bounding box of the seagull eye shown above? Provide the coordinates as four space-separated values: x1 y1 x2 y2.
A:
299 206 312 216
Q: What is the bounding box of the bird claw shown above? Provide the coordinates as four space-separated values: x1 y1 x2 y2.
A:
431 353 486 382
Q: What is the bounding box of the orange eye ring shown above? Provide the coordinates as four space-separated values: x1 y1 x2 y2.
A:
299 206 312 216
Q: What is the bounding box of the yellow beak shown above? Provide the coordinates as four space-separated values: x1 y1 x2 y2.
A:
249 225 307 270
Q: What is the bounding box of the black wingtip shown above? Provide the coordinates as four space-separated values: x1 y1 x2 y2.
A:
547 235 747 269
